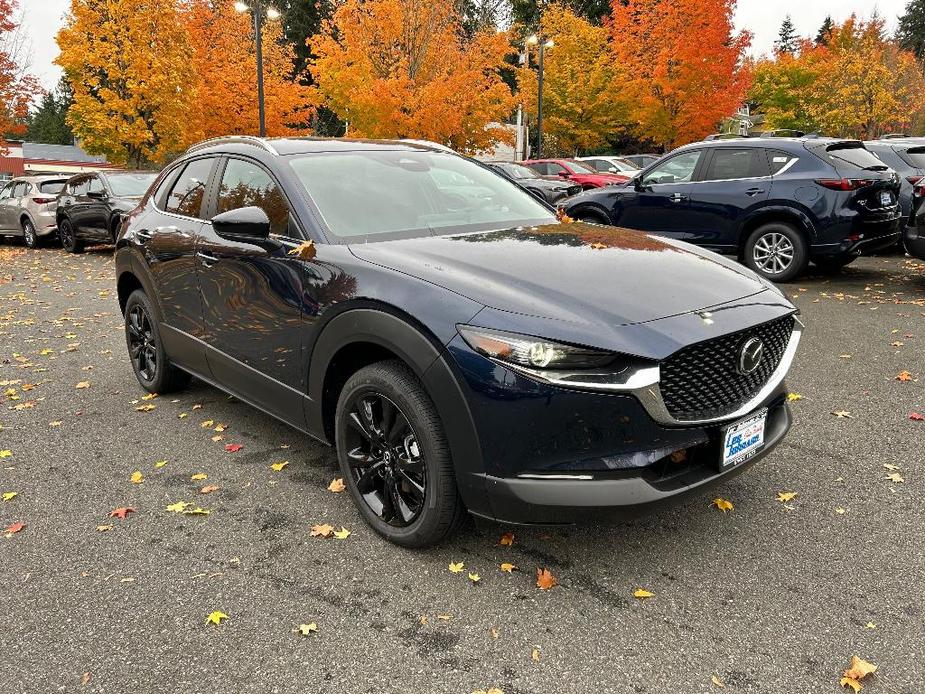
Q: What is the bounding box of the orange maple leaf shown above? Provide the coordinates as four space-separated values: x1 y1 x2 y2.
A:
108 507 135 520
536 568 558 590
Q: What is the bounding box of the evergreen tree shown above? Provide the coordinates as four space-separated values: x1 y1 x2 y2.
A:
897 0 925 61
511 0 611 29
775 14 799 54
25 80 73 145
816 15 834 45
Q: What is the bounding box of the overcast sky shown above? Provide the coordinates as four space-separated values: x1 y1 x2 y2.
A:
19 0 912 92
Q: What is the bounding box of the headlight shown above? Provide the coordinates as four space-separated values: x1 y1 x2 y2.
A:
457 326 615 369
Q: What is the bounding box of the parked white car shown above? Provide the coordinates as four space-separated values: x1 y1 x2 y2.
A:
0 175 69 247
576 155 642 178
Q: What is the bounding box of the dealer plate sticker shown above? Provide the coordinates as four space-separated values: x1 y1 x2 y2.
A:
721 410 767 468
880 191 892 206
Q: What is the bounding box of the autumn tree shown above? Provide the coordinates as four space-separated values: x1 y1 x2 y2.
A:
0 0 40 140
749 43 822 132
308 0 515 153
610 0 752 150
181 0 312 141
806 15 925 138
56 0 195 166
816 15 834 46
517 4 629 154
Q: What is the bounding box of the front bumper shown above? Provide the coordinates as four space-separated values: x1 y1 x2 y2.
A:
476 398 790 525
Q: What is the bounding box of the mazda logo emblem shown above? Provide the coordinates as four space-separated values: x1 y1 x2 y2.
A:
737 337 764 375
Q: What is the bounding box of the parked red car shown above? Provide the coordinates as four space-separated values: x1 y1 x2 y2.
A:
522 158 630 189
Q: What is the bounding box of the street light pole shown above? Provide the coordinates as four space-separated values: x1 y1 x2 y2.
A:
235 0 280 138
253 2 265 137
526 35 553 159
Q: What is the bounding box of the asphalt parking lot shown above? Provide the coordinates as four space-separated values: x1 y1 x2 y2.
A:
1 245 923 693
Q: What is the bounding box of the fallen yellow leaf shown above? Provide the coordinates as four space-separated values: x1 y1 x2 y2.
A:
333 527 351 539
166 501 191 513
287 240 317 260
840 676 861 692
154 460 167 469
297 622 317 636
712 498 734 512
843 656 877 680
310 523 334 538
896 370 914 382
200 485 219 494
531 648 540 662
831 410 854 419
499 532 514 546
96 524 113 532
75 381 90 389
2 491 17 502
183 507 210 516
190 473 208 481
327 478 346 493
200 419 214 428
884 472 905 483
448 561 465 573
711 675 725 688
205 610 228 626
135 404 156 412
130 471 143 484
786 392 802 401
500 563 516 573
776 491 798 502
0 450 11 459
468 572 481 583
270 461 289 472
633 588 655 599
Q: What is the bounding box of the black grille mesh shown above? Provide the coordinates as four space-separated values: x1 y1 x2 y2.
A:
660 315 795 420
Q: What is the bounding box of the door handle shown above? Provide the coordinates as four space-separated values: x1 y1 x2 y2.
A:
746 188 765 197
196 251 220 267
135 230 153 241
670 193 688 203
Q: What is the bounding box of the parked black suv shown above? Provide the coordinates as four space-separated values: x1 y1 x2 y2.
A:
563 138 903 282
56 171 158 252
115 136 801 547
865 138 925 228
486 162 581 203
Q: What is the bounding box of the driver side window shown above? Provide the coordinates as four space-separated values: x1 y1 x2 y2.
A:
216 158 292 237
0 183 13 200
643 151 703 186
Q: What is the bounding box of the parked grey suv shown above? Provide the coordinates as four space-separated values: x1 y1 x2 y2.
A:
0 175 68 247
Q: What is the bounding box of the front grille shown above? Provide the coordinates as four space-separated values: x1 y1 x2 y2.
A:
567 185 582 197
660 315 795 421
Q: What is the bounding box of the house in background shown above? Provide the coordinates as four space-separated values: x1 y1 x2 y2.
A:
0 141 120 180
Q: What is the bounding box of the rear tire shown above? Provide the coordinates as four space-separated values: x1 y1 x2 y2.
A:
21 218 38 248
58 218 84 253
335 360 465 547
743 222 808 283
124 289 191 394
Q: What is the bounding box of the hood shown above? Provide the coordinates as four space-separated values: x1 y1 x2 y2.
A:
348 222 773 328
527 178 573 191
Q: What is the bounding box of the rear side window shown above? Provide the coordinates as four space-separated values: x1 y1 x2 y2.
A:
900 147 925 169
768 151 799 175
583 159 609 172
812 143 887 171
87 177 104 194
703 148 769 180
867 145 911 173
164 158 214 218
39 180 66 194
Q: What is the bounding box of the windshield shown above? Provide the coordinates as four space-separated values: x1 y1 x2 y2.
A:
106 172 157 197
566 160 596 174
497 163 540 180
287 150 556 241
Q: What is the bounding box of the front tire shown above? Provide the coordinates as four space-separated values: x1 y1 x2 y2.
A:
335 360 465 548
58 218 84 253
123 289 191 394
744 222 808 283
21 219 38 248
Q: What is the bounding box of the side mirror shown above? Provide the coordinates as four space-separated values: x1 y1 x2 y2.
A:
634 177 645 191
87 190 107 200
212 206 270 240
608 167 618 173
558 171 571 178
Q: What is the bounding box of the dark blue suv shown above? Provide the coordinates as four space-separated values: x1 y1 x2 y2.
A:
115 136 801 547
563 138 903 282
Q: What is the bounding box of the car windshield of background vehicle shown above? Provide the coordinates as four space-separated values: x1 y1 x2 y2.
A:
287 150 556 241
503 164 540 180
567 161 597 174
39 180 67 194
107 173 158 197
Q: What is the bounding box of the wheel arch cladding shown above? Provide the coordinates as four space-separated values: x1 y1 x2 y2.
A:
307 308 488 516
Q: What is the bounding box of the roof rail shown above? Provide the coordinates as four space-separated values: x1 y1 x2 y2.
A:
186 135 279 155
400 138 457 153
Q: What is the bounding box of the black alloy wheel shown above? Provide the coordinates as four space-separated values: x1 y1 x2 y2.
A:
59 218 83 253
344 391 427 527
127 303 158 383
123 289 191 394
21 218 37 248
335 360 465 547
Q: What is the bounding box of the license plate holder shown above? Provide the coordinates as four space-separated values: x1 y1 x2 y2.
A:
880 191 892 206
720 409 767 469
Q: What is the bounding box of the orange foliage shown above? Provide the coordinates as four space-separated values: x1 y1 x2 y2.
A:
0 0 41 139
308 0 515 153
181 0 312 140
610 0 752 149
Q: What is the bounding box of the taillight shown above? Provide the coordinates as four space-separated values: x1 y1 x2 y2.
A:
914 182 925 197
32 196 56 204
815 178 876 191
